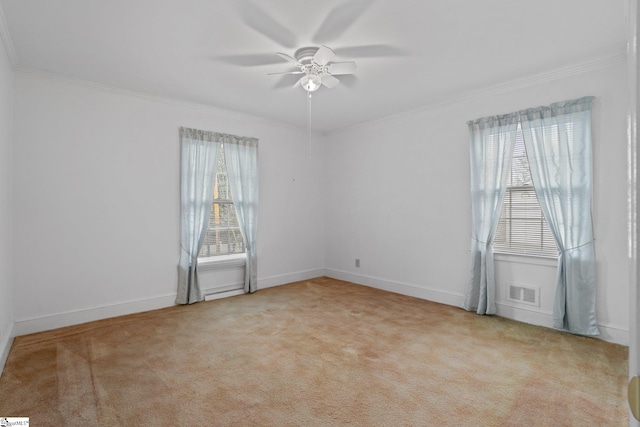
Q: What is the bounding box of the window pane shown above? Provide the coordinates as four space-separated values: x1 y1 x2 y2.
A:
214 147 230 201
198 145 245 258
218 202 230 227
210 203 221 226
511 157 532 187
494 126 558 257
229 204 239 225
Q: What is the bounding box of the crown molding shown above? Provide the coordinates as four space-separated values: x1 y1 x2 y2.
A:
326 52 627 136
15 66 314 135
14 51 626 137
0 3 17 68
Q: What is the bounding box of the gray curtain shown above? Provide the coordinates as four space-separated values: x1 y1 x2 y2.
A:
223 136 259 293
463 114 518 314
519 96 599 336
176 128 221 304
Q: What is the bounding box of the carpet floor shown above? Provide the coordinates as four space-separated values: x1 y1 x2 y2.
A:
0 277 629 426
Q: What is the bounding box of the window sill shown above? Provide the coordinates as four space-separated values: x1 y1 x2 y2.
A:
198 253 246 271
494 251 557 267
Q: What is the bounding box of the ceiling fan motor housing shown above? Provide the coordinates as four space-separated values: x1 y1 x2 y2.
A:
294 46 320 64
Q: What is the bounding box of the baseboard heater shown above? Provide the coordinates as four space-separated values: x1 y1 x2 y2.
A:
204 288 246 301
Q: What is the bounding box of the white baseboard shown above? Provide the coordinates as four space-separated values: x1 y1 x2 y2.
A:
324 269 464 308
495 301 554 328
10 269 628 348
0 322 14 377
496 302 628 346
326 269 628 346
597 324 629 346
13 293 177 337
258 268 326 290
11 269 326 337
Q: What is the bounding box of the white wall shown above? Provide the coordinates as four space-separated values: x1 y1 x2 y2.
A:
11 72 325 334
6 58 630 346
0 39 14 372
323 60 629 345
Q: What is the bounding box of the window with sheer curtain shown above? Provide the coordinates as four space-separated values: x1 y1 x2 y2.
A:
493 125 557 257
198 145 245 258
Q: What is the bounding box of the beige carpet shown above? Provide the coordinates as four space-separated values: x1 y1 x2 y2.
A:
0 277 628 426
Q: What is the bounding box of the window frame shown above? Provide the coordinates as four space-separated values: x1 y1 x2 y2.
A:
197 144 246 264
198 253 246 270
492 125 558 259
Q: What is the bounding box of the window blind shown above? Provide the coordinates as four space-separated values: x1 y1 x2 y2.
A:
493 127 558 257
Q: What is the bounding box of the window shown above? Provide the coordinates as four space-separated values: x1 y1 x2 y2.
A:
198 145 245 258
493 125 557 257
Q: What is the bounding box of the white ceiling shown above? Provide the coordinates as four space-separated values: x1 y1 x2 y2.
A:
0 0 628 132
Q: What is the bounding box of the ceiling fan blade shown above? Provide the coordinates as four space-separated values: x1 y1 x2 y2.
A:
267 70 304 76
216 53 284 67
277 52 301 66
321 74 340 88
236 1 296 48
272 74 304 89
313 45 335 66
333 44 404 58
327 61 357 75
337 74 358 88
312 0 373 44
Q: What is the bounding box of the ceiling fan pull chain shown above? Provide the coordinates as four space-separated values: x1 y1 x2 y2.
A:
307 91 312 159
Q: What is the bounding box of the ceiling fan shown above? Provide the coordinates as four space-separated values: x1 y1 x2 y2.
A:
268 45 357 92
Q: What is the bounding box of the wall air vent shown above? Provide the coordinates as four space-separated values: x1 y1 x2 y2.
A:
506 282 540 307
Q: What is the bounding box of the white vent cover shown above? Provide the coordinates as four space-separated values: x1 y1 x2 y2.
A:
506 282 540 307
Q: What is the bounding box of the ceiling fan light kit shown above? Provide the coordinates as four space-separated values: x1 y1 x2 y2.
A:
271 45 357 92
300 71 322 92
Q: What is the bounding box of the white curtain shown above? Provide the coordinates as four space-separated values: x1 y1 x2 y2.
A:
224 136 259 293
519 96 599 336
463 114 518 314
177 128 221 304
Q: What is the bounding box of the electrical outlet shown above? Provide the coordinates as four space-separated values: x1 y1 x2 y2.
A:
355 259 360 268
